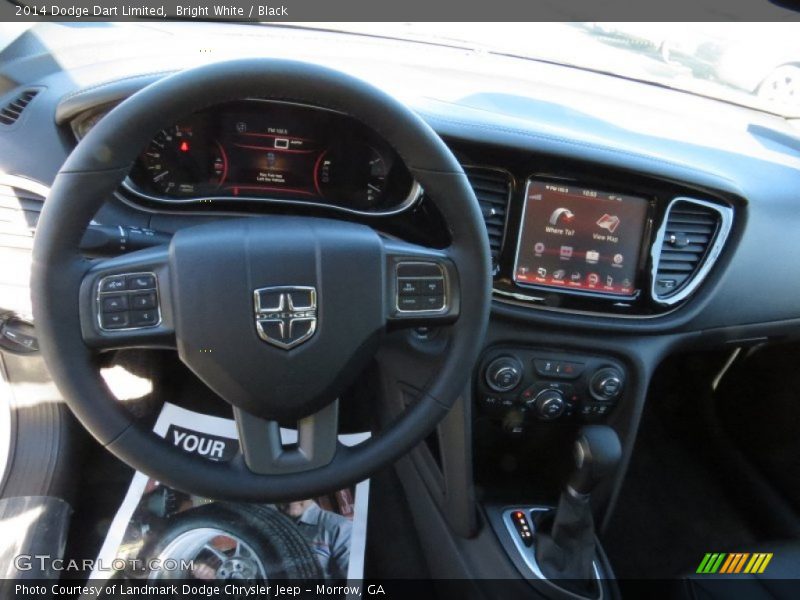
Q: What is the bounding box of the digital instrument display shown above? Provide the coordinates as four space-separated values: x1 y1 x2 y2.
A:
514 179 649 297
128 101 413 212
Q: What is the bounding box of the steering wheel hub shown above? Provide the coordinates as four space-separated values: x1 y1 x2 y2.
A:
170 216 385 421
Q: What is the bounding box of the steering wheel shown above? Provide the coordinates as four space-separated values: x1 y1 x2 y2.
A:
31 59 491 502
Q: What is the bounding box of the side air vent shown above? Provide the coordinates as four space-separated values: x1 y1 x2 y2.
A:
0 89 40 126
0 183 44 250
0 179 46 316
463 166 512 274
651 197 733 305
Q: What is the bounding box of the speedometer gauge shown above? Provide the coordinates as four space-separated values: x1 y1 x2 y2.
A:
315 144 390 210
139 125 227 196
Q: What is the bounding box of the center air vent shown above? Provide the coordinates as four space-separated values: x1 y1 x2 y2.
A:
0 89 40 126
463 166 512 274
651 197 733 305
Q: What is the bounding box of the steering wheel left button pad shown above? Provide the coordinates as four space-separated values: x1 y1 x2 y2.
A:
97 272 161 331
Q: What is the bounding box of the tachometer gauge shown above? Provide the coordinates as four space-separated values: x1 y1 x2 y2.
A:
365 150 390 204
138 125 227 197
315 144 389 209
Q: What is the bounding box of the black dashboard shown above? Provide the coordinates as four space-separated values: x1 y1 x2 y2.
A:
4 21 800 339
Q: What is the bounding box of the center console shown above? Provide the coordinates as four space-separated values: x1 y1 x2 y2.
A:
468 163 736 319
486 425 622 599
391 143 741 594
477 348 626 431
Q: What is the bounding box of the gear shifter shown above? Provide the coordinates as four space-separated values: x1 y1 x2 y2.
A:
567 424 623 496
534 425 622 594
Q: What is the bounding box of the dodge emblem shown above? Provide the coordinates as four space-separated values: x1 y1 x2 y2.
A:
253 286 317 349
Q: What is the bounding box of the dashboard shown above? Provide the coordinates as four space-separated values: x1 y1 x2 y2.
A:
68 93 742 322
6 23 800 338
73 97 737 320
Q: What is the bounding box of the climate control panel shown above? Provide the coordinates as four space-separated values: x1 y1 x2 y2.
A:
476 348 625 430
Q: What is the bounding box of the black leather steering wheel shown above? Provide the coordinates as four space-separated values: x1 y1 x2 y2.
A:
31 59 491 502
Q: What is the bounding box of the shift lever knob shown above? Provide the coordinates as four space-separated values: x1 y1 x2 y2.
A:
567 425 622 496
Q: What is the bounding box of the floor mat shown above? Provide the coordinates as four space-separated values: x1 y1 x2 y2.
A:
716 344 800 518
602 353 760 578
365 466 432 579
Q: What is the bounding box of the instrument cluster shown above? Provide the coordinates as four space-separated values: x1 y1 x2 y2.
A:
79 100 419 215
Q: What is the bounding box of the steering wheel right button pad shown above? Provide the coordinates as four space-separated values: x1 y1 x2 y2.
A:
396 262 447 313
384 244 461 326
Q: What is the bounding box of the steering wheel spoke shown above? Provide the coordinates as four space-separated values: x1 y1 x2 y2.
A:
383 238 460 327
234 400 339 475
79 245 175 350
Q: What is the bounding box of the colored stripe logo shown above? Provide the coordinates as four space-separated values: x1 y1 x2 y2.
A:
696 553 773 574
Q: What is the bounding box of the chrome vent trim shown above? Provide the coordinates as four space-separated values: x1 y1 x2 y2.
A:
462 166 512 274
0 89 40 127
650 197 733 306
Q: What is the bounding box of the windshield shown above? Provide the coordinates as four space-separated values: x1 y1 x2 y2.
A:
295 22 800 118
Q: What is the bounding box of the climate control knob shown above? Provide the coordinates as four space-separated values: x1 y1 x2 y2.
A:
532 389 566 421
590 367 625 402
485 356 523 392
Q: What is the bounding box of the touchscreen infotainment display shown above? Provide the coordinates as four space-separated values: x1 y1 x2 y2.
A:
514 179 649 297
